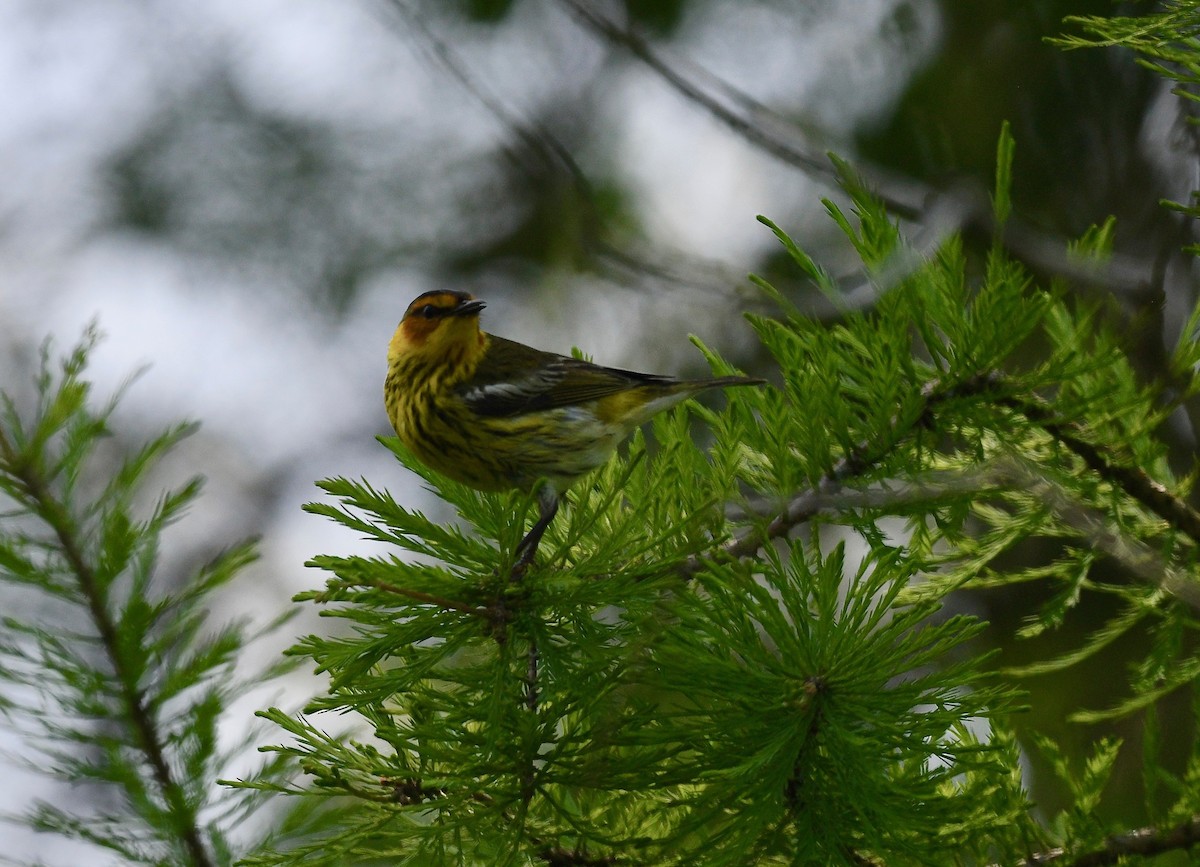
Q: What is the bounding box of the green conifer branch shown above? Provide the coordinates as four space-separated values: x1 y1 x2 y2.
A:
683 370 1005 577
0 426 216 867
998 390 1200 544
681 354 1200 610
0 333 291 865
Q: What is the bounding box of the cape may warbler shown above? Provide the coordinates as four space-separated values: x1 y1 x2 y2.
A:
385 289 763 571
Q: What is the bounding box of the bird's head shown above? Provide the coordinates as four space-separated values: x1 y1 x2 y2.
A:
389 290 487 366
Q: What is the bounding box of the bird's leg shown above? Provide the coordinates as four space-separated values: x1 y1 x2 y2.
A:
490 487 558 640
511 485 559 580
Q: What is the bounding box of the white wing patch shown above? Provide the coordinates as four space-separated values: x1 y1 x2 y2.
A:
458 365 567 415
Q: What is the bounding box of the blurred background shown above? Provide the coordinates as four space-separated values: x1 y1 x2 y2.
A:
2 0 1194 859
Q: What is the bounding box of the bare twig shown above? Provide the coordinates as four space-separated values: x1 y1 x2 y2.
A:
556 0 848 190
1004 813 1200 866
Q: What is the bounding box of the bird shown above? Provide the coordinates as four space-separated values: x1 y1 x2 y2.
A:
384 289 763 574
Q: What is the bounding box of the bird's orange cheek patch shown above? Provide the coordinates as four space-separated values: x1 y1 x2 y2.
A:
401 317 435 347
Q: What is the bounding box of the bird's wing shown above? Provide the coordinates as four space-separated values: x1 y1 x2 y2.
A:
457 335 676 418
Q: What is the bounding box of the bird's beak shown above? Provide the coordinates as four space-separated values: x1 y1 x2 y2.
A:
453 298 486 317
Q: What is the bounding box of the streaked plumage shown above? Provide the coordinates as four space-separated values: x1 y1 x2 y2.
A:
385 289 763 572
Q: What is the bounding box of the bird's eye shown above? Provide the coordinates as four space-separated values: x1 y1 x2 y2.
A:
419 305 438 319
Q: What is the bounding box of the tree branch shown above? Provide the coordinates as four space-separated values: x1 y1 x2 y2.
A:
382 776 620 865
999 391 1200 545
556 0 845 188
681 371 1001 578
0 429 216 867
374 0 751 302
1009 814 1200 866
682 369 1200 606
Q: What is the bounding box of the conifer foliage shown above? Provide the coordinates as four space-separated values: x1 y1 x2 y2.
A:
0 331 284 866
241 130 1200 865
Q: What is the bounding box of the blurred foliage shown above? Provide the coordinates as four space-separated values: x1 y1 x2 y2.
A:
89 1 1183 323
0 332 300 866
1057 0 1200 250
623 0 689 34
